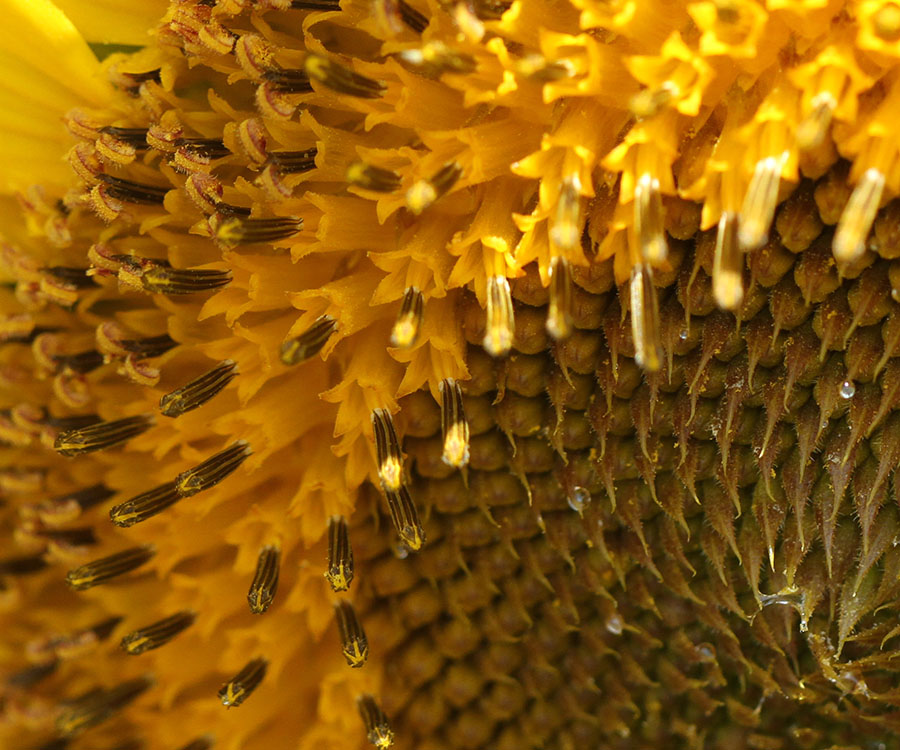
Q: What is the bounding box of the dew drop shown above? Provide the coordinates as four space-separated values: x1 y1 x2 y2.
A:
392 542 409 559
567 486 590 514
839 380 856 399
678 328 688 340
605 613 623 635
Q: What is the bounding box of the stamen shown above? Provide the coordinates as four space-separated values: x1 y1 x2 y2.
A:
177 739 214 750
483 275 515 357
738 155 785 251
160 360 238 417
269 148 318 174
396 42 475 75
398 0 428 31
335 600 369 668
0 554 48 575
550 178 581 252
796 92 837 150
833 168 885 265
262 68 313 94
247 545 280 614
372 409 404 491
120 612 195 655
281 315 337 364
213 214 302 246
57 677 151 735
440 378 469 468
390 287 424 348
304 54 386 98
712 211 744 310
325 515 354 592
44 266 99 289
65 546 155 590
291 0 341 8
406 162 462 214
33 527 97 547
141 265 232 295
54 350 105 374
175 138 230 160
99 127 149 150
384 485 425 550
54 414 154 457
218 658 267 708
109 481 180 527
347 161 401 192
174 442 251 497
7 660 58 688
98 175 169 205
546 256 573 340
634 173 668 263
357 694 394 749
630 263 662 372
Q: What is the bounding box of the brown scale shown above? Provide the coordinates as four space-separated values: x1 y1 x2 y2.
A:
349 165 900 750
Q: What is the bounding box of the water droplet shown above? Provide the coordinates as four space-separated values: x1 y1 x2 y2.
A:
392 542 409 559
605 614 623 635
839 380 856 399
698 645 714 660
567 486 590 514
678 328 688 340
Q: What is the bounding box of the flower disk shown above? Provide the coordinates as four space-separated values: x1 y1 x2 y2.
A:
6 1 900 750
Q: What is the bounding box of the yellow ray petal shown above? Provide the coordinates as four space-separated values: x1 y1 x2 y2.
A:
53 0 167 46
0 0 113 193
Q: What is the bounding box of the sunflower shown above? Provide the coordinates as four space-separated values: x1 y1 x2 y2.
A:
4 0 900 749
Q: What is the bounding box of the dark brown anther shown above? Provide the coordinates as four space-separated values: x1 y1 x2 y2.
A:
54 414 154 457
440 378 469 468
160 360 237 417
33 527 97 547
44 266 99 289
335 600 369 668
347 161 401 192
384 485 425 550
0 554 48 575
290 0 341 9
120 612 195 654
66 546 155 590
109 481 180 527
7 660 58 689
325 515 354 592
281 315 337 365
99 126 149 149
372 409 405 491
56 677 151 735
120 333 177 360
213 214 302 246
219 658 267 707
262 68 313 94
305 54 386 98
247 545 280 614
175 442 251 497
398 0 428 31
406 162 463 214
391 287 424 348
269 148 318 174
54 350 105 374
98 174 168 205
176 739 214 750
358 694 394 748
175 138 230 159
141 265 232 295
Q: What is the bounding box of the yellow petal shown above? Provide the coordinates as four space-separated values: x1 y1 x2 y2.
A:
52 0 167 46
0 0 115 192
